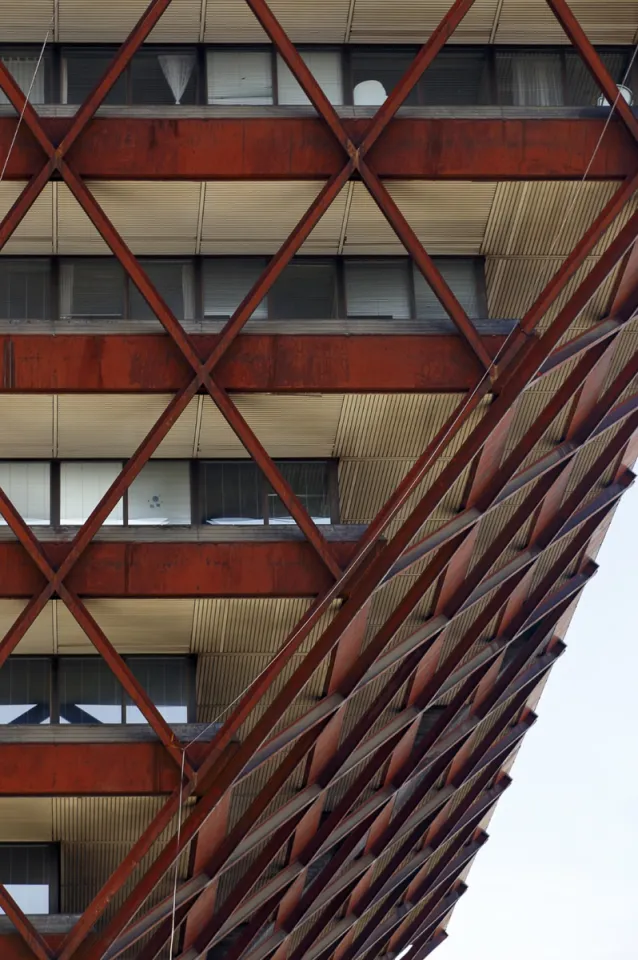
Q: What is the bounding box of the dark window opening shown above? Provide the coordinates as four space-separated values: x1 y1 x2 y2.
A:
1 656 195 726
0 845 59 915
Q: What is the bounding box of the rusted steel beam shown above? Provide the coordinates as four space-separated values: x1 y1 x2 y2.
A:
0 887 52 960
181 792 233 952
0 539 364 599
545 0 638 143
92 386 636 956
0 334 503 394
360 161 493 374
0 117 634 181
0 741 223 796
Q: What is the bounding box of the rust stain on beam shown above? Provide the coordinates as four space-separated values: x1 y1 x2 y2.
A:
0 540 369 599
0 117 634 181
0 334 500 394
0 742 219 796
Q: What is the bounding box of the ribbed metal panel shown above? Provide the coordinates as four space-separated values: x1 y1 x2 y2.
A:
0 798 53 841
0 182 53 254
56 394 198 458
335 395 465 459
349 0 499 43
197 393 345 458
201 181 348 256
204 0 350 42
495 0 638 44
0 600 54 654
191 597 312 653
0 0 53 42
56 599 195 654
0 396 54 458
58 181 201 255
344 181 496 256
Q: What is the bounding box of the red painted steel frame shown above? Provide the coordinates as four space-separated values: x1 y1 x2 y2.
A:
0 0 635 958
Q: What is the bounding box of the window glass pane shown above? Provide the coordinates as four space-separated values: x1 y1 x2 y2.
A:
0 259 50 320
60 259 125 320
565 49 629 105
345 260 411 319
126 657 191 724
269 261 338 319
129 260 195 321
0 52 48 105
0 845 56 915
62 49 126 105
0 462 50 526
277 50 343 106
201 462 263 524
129 461 191 525
60 462 124 526
413 258 483 323
59 657 123 724
268 461 331 524
496 50 563 106
0 659 51 725
202 258 268 320
207 49 273 105
132 50 197 105
351 48 417 105
419 49 490 105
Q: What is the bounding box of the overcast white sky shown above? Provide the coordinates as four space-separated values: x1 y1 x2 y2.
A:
438 479 638 960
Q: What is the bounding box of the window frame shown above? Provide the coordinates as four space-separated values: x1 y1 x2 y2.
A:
2 655 197 726
196 458 340 526
0 843 60 915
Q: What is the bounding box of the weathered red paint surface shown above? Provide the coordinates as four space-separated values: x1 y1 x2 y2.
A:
0 540 368 598
0 334 501 393
0 117 634 180
0 742 215 796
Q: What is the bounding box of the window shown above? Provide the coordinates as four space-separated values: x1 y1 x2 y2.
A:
199 460 337 525
419 49 491 106
496 50 564 106
0 462 50 526
0 48 50 105
267 461 331 524
0 658 51 724
129 260 195 321
60 259 125 320
132 50 197 105
345 259 411 319
125 658 192 724
413 258 486 323
62 48 126 105
207 49 273 105
0 845 59 915
269 261 339 319
60 462 124 526
1 656 194 725
277 50 343 106
62 47 197 105
351 48 416 106
202 258 268 320
201 461 263 524
0 259 50 320
565 49 630 106
59 657 123 724
128 461 191 525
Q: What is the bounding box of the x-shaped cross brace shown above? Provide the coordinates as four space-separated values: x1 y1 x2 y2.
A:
0 0 636 957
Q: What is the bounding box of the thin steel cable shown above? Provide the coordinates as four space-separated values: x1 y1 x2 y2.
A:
0 18 53 183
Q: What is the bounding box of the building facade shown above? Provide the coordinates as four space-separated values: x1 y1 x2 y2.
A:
0 0 636 958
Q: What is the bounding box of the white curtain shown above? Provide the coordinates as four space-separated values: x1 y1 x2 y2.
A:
158 53 195 105
513 55 562 106
60 263 74 319
182 262 195 320
0 57 45 106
